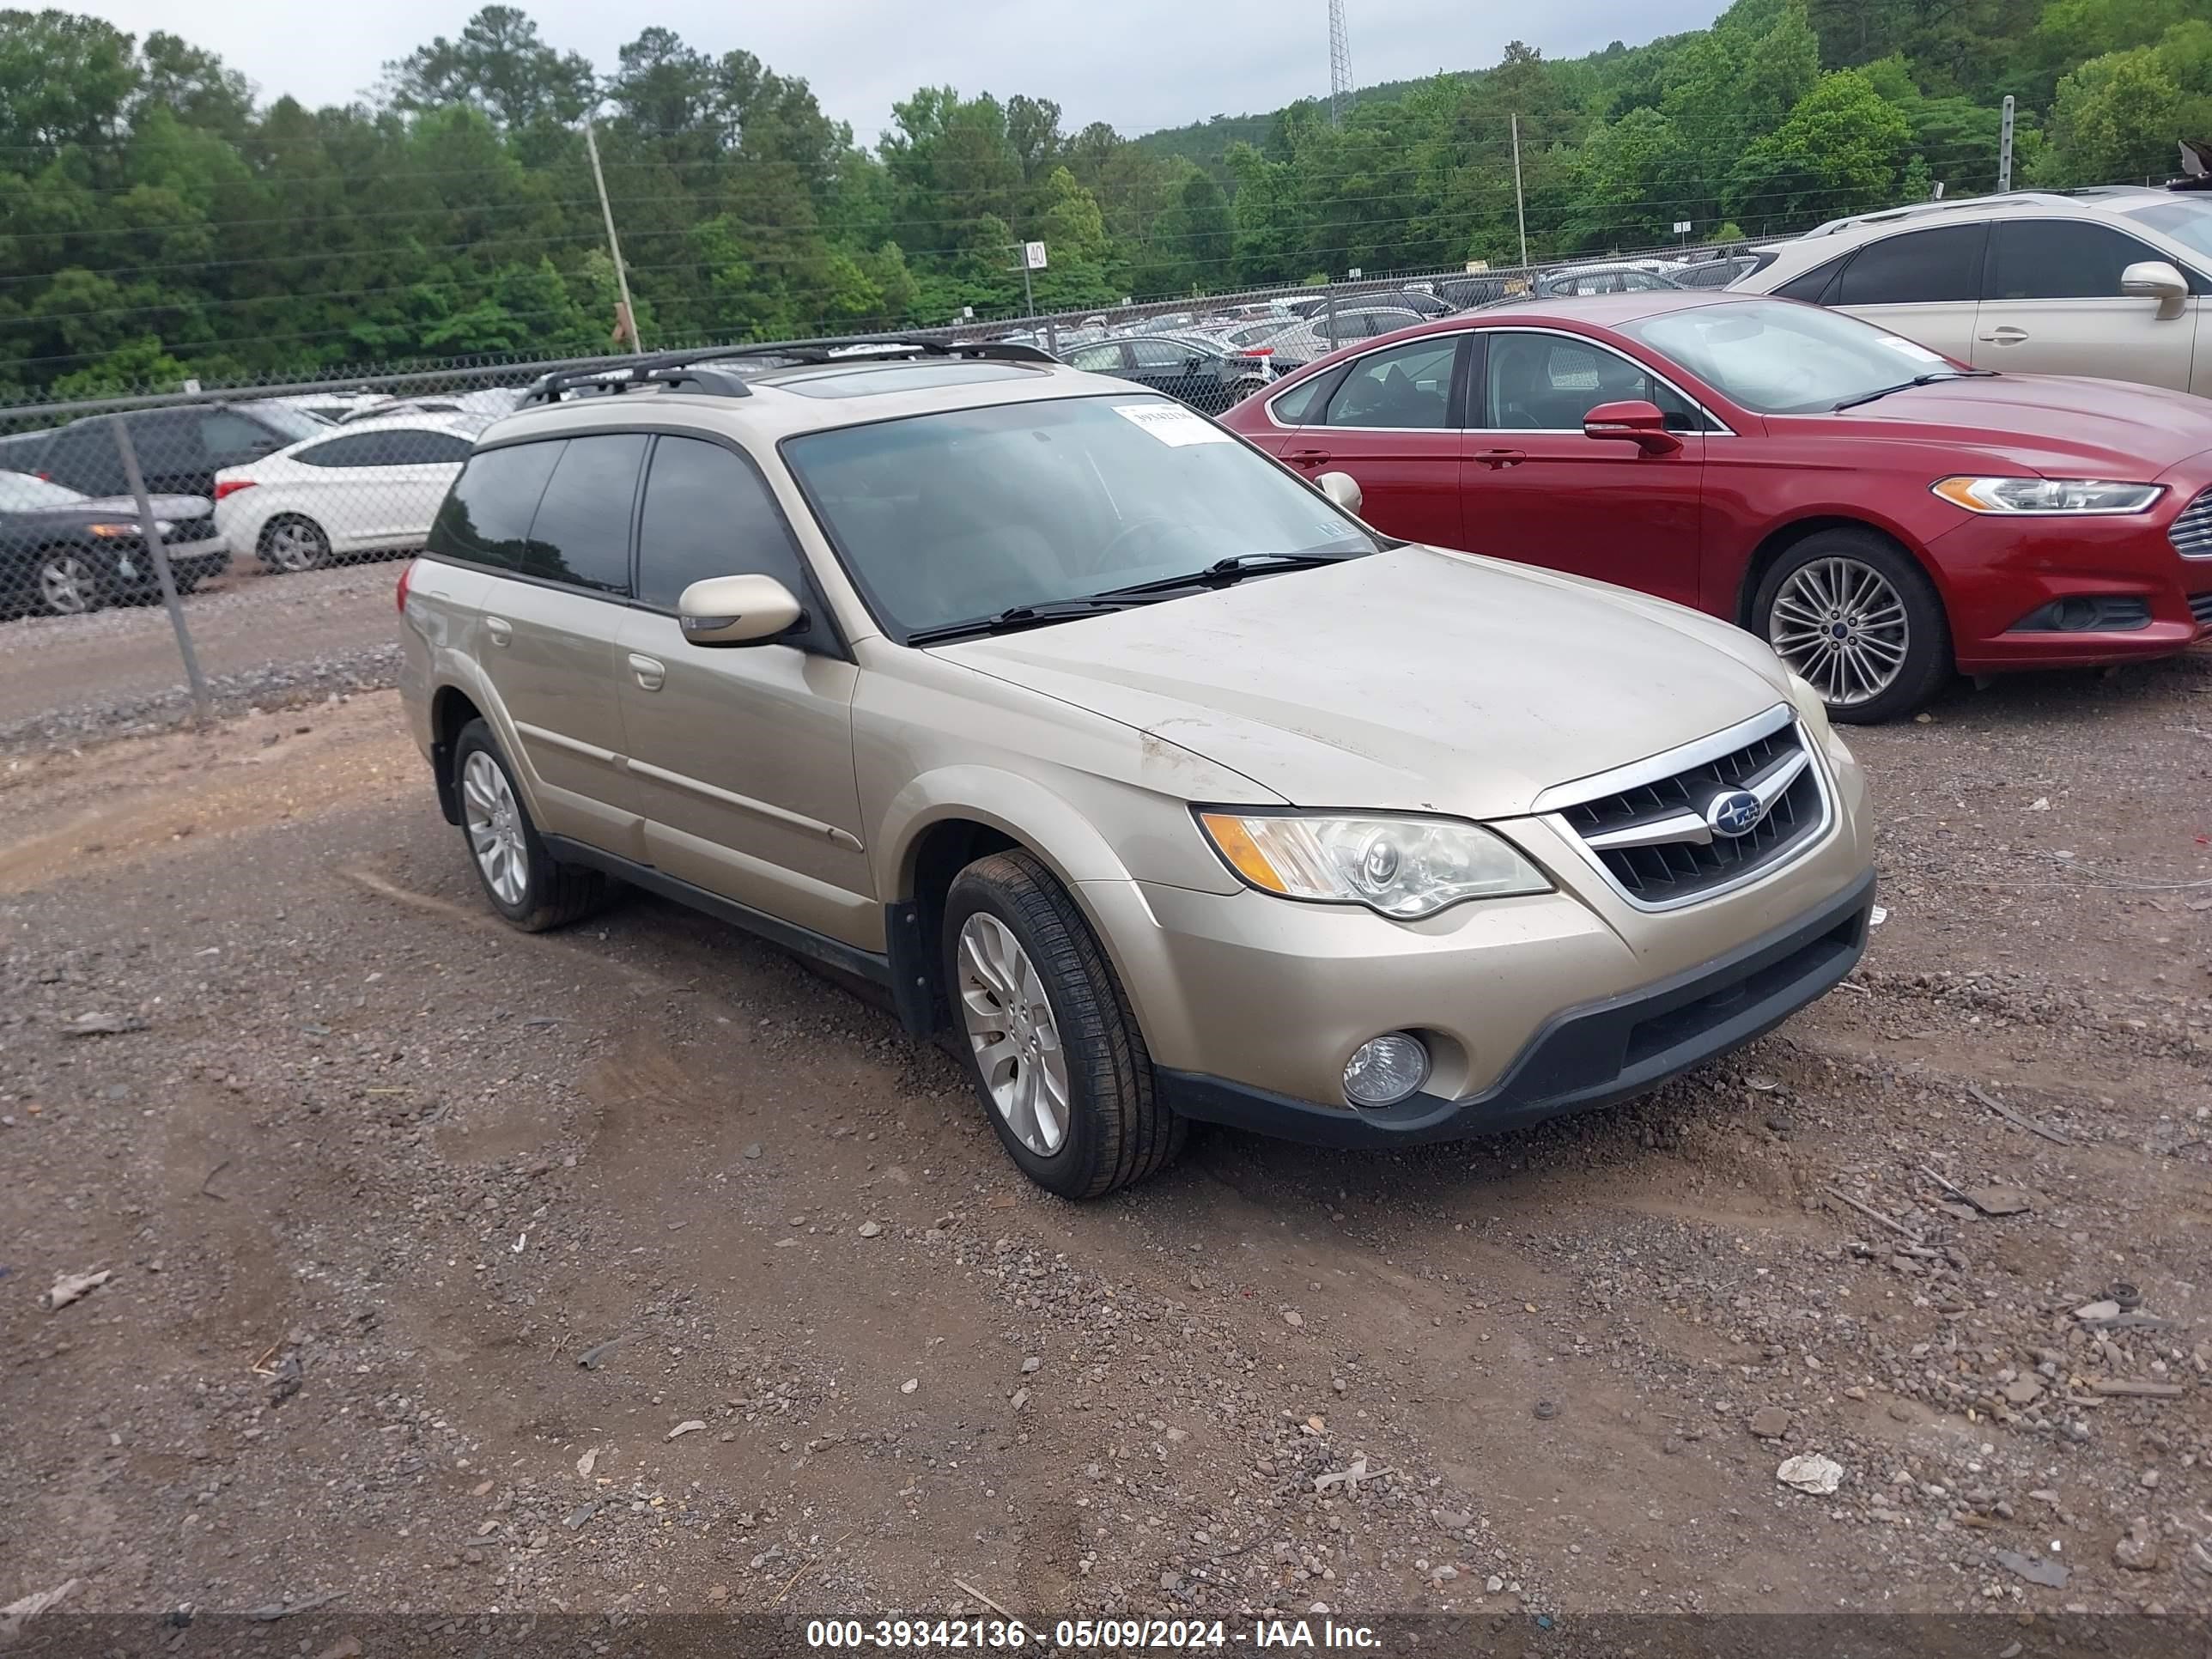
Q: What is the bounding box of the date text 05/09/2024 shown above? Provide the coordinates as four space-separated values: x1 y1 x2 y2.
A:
805 1617 1383 1650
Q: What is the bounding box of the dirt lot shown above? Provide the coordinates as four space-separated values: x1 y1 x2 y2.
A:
3 652 2209 1631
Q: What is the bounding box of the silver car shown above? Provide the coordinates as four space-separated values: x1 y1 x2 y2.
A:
398 341 1875 1197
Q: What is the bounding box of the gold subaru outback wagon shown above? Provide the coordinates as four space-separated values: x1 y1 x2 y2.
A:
398 340 1875 1197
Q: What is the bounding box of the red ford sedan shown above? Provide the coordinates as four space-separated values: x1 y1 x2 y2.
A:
1219 293 2212 720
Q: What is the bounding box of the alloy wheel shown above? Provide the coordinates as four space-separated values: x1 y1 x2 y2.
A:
461 750 529 906
956 912 1071 1157
39 553 96 615
266 520 327 572
1767 556 1911 708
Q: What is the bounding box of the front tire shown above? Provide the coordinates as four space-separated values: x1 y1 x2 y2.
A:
1753 528 1951 724
942 849 1185 1198
36 548 106 616
258 514 331 573
451 720 611 932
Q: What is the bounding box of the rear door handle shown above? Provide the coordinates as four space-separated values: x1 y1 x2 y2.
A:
483 617 513 647
1474 448 1528 469
1285 447 1331 467
628 653 665 692
1979 326 2028 343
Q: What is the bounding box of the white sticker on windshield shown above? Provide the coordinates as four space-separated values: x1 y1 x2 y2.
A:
1112 403 1233 446
1878 335 1947 364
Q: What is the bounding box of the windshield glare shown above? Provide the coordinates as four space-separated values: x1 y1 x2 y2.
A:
1624 300 1961 414
2123 198 2212 263
0 470 88 510
784 396 1382 638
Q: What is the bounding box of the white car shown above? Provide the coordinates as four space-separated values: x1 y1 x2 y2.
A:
214 415 483 572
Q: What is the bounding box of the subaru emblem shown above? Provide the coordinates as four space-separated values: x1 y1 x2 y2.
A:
1707 789 1765 839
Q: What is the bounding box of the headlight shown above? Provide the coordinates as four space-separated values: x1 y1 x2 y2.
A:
1931 477 2164 515
84 522 139 538
1196 811 1549 920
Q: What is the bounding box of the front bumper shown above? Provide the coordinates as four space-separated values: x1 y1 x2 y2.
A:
1927 499 2209 672
1158 867 1874 1147
116 535 229 588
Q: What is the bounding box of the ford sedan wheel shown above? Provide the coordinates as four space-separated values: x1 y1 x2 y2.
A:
38 551 100 616
1753 528 1952 724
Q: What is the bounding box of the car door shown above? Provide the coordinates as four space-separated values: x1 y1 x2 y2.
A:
613 433 875 950
1126 337 1219 408
1973 217 2205 392
1279 334 1468 550
1458 328 1708 608
282 433 389 549
348 428 477 546
1821 222 1987 360
428 435 643 851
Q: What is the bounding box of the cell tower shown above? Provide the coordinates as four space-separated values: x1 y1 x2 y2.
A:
1328 0 1352 126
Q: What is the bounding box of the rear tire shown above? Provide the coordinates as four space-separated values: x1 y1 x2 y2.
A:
942 849 1185 1198
258 514 331 574
1753 527 1951 724
451 719 612 932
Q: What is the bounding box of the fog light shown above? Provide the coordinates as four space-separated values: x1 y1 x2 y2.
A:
1343 1032 1430 1109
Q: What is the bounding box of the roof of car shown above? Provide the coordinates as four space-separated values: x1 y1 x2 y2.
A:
481 354 1155 447
1442 289 1750 329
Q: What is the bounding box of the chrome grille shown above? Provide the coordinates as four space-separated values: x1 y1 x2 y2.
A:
1545 709 1829 909
2191 591 2212 629
2173 489 2212 559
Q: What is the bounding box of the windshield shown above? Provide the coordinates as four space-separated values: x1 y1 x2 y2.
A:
1623 299 1966 414
2121 198 2212 263
246 403 332 442
783 395 1382 639
0 470 88 510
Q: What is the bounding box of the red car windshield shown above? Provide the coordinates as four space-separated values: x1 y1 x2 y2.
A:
1624 301 1969 416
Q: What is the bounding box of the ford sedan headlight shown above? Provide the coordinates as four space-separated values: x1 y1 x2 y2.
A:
1931 477 2163 515
1197 811 1549 919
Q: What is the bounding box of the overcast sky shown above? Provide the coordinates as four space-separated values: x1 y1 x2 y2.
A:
75 0 1729 142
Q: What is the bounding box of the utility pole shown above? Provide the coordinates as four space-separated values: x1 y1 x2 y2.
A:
1997 95 2015 193
584 117 641 352
1510 112 1529 269
1328 0 1352 128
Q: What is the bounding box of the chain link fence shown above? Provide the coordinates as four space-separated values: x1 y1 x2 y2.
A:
0 240 1745 744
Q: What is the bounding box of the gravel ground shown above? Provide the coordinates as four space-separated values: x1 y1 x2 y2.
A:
2 652 2209 1631
0 561 402 748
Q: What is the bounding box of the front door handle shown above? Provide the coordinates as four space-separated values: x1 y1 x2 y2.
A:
1979 325 2029 343
1285 447 1332 467
483 617 513 647
1474 448 1528 469
628 653 665 692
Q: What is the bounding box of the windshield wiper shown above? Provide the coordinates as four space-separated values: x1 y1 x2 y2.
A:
1832 368 1995 412
1095 550 1360 599
905 597 1152 646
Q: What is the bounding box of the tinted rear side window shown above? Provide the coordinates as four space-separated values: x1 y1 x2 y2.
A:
1987 220 2172 300
635 436 808 612
45 424 127 495
522 433 647 593
425 441 561 570
1773 257 1844 303
1834 224 1986 306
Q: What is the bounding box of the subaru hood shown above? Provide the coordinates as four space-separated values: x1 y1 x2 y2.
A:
934 545 1795 821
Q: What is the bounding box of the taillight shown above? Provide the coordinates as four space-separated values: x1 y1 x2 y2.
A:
396 558 416 616
1241 347 1273 357
213 478 255 501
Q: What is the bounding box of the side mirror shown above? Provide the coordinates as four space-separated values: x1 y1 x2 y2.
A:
1583 399 1683 456
678 573 802 647
1315 470 1363 515
2121 259 2190 319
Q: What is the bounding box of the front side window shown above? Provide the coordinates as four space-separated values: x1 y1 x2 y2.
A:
425 441 561 570
1833 223 1985 306
784 396 1382 638
635 435 809 612
1323 337 1459 428
522 433 647 593
1624 299 1967 416
1987 220 2172 300
1480 332 1700 430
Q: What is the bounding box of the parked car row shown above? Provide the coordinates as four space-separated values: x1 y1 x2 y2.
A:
0 397 501 615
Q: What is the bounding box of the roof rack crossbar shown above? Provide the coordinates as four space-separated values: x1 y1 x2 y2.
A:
518 336 1055 406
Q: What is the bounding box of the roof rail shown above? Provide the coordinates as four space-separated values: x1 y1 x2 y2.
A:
518 336 1056 407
